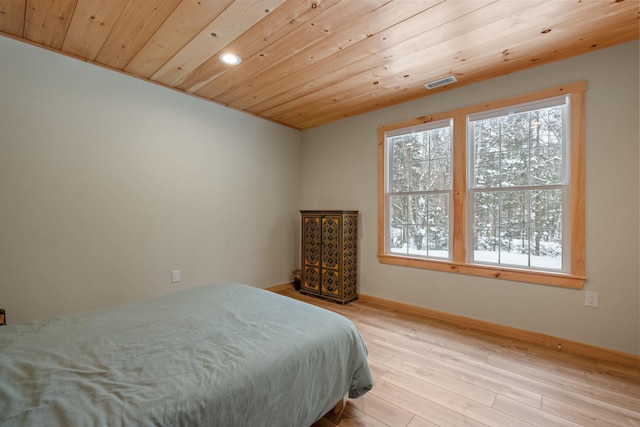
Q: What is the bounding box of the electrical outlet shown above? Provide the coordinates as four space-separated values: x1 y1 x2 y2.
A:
171 270 181 283
585 291 598 308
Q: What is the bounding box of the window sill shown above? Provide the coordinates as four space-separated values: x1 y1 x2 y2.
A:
377 253 586 289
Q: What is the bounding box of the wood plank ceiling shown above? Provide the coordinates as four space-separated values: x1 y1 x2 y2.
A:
1 0 638 130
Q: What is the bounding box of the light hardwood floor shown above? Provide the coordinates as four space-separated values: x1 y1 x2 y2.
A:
273 287 640 427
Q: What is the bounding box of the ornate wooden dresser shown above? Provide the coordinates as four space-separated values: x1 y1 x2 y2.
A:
300 210 358 304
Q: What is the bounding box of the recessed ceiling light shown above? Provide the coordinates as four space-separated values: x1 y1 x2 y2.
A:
219 53 241 65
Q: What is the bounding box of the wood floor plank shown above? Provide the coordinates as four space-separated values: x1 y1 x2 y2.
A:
347 393 414 427
541 396 640 427
585 370 640 396
493 395 583 427
486 351 589 386
367 359 390 380
371 379 487 427
381 369 533 427
406 416 439 427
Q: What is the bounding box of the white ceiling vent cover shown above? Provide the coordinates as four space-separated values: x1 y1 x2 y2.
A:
424 75 457 90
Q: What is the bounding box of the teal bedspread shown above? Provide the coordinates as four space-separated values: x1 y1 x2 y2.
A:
0 283 373 426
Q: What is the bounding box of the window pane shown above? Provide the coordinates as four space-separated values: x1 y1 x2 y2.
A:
474 151 500 188
472 189 562 270
392 162 408 192
428 193 449 226
410 160 429 191
426 193 449 258
391 136 411 192
408 194 427 227
473 192 499 263
410 136 428 162
531 145 562 185
430 127 451 159
429 127 452 191
390 195 408 225
407 194 428 255
497 190 542 268
532 106 563 146
530 189 563 269
472 105 565 189
408 224 426 256
391 125 452 193
429 156 451 190
500 228 529 266
390 224 407 254
500 191 529 229
427 226 449 258
501 149 529 186
501 112 530 151
474 119 500 154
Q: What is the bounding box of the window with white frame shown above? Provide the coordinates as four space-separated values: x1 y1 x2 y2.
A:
467 97 569 271
378 82 586 288
385 120 453 259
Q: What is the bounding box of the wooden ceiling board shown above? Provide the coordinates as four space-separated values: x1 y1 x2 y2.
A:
1 0 638 129
150 0 288 87
0 0 26 37
175 0 341 94
124 0 235 79
93 0 182 69
24 0 77 48
62 0 129 59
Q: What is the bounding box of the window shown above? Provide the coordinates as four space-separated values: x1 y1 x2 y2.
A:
386 120 453 259
378 82 586 288
468 97 568 271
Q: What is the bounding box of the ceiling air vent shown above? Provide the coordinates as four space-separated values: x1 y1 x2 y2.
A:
424 75 457 90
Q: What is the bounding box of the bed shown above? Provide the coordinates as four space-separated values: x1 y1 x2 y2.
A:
0 283 373 426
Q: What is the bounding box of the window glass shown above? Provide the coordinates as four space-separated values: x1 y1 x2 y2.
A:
386 121 452 259
468 98 567 271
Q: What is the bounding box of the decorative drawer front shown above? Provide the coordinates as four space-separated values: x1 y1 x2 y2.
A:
302 266 320 293
321 216 341 270
303 216 321 267
321 269 341 297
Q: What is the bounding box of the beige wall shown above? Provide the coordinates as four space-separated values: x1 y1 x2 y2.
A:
0 37 302 322
300 41 640 355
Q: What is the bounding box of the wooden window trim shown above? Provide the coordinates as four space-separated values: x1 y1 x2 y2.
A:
378 82 587 289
